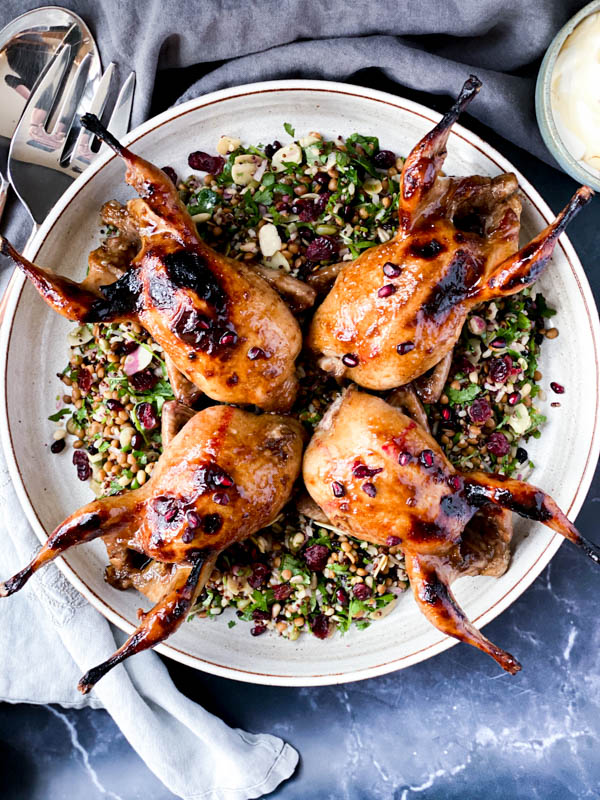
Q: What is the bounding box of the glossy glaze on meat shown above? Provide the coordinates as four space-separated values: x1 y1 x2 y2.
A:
0 406 304 691
0 117 303 411
308 77 593 390
303 388 600 673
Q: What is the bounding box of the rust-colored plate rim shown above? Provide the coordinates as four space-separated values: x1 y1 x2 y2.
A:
1 80 599 686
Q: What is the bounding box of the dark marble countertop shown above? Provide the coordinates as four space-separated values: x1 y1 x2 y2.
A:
1 77 599 800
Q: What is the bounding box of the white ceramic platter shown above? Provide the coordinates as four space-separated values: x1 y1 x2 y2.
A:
1 80 599 686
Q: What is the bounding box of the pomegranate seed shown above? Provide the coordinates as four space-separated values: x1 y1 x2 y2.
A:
339 502 350 512
331 481 345 497
362 482 377 497
310 613 330 639
137 402 158 430
213 491 230 505
383 262 402 278
183 529 196 544
214 472 234 487
165 507 179 523
313 171 329 186
447 475 462 491
378 283 396 298
397 341 415 355
202 513 223 534
273 584 293 601
373 149 396 169
304 544 329 571
131 433 143 450
161 166 178 185
487 432 510 456
188 151 224 175
550 382 565 394
186 511 201 528
420 449 434 468
441 408 452 421
305 235 339 262
353 583 372 600
219 331 237 346
248 563 270 588
336 588 349 605
50 439 65 454
251 625 267 636
264 140 281 159
353 464 370 478
507 392 520 406
247 346 266 360
105 398 123 412
398 452 411 466
342 353 359 368
490 337 506 349
489 356 512 384
468 398 492 423
386 535 402 547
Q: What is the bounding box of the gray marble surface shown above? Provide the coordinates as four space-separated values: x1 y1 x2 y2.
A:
1 76 600 800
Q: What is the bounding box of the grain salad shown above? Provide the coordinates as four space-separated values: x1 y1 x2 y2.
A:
48 124 561 639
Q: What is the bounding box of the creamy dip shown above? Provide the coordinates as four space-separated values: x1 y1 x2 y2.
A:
551 10 600 176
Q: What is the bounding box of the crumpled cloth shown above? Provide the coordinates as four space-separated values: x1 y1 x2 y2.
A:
0 0 588 797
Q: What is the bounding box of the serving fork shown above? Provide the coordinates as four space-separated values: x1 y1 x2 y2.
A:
8 24 135 228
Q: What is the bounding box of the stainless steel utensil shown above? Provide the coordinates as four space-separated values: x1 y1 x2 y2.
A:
0 6 101 223
8 28 135 227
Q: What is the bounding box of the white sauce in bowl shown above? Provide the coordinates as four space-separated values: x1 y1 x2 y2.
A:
551 10 600 177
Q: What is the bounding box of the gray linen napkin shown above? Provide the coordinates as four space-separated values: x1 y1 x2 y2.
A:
0 0 590 796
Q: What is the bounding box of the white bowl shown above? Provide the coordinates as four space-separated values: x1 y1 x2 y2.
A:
1 80 599 685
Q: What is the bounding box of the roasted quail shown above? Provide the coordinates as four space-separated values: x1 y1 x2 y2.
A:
303 388 600 673
1 406 304 692
308 76 593 389
0 117 303 411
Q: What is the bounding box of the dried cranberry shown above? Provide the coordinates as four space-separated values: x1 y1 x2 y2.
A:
383 262 402 278
137 402 158 430
373 149 396 169
488 356 512 384
161 166 178 185
516 447 528 463
378 283 396 298
291 197 320 222
342 353 359 368
331 481 345 497
397 341 415 355
131 433 143 450
353 583 372 600
304 544 329 572
398 452 411 466
72 450 91 481
188 151 224 175
50 439 65 454
77 368 92 393
310 613 330 640
105 398 123 412
313 171 329 186
252 609 270 621
362 482 377 497
468 398 492 423
202 513 223 535
272 584 293 601
420 449 435 467
305 235 339 262
386 535 402 547
116 340 138 355
251 624 267 636
487 432 510 456
314 191 331 215
130 370 158 392
264 140 281 159
247 347 266 360
336 588 349 605
248 563 270 588
550 382 565 394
